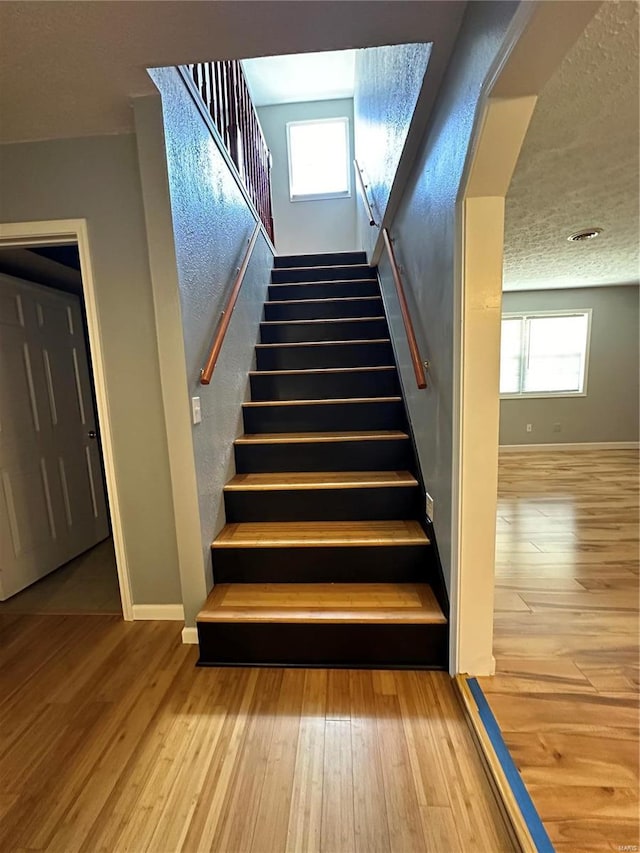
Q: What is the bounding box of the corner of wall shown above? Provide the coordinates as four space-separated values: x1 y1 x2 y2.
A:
132 92 208 626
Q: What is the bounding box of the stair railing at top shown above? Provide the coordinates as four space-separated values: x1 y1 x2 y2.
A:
187 60 274 243
200 220 261 385
353 160 427 390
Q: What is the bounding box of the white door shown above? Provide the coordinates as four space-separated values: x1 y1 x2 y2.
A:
0 273 109 600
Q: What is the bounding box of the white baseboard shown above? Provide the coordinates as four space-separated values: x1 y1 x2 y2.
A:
132 604 185 621
182 627 199 644
500 441 639 452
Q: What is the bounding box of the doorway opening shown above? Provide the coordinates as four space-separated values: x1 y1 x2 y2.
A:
0 220 132 618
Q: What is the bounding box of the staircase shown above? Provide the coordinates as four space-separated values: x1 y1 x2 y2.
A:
196 251 448 668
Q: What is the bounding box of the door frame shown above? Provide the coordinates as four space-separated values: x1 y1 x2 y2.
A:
0 218 133 620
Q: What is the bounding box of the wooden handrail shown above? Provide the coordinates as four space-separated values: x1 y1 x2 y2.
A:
381 228 428 390
353 159 377 227
200 221 261 385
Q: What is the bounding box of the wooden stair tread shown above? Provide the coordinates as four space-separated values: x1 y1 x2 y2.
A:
255 339 390 348
243 396 401 407
234 431 409 444
249 366 395 376
270 278 378 286
224 471 418 491
275 264 373 273
198 583 446 624
261 317 385 325
265 296 381 306
213 520 429 548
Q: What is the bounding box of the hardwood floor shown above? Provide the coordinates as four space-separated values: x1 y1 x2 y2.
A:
478 448 639 853
0 614 513 852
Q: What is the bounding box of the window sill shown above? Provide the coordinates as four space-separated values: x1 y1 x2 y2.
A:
500 391 588 400
289 191 352 203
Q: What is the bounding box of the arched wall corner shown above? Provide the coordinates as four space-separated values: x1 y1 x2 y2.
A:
450 0 601 675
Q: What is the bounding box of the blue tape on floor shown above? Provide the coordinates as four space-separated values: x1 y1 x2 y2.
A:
466 677 555 853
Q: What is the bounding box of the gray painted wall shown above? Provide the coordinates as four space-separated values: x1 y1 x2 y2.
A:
0 134 182 605
354 43 432 248
500 285 640 445
147 67 275 625
257 99 358 255
356 2 519 595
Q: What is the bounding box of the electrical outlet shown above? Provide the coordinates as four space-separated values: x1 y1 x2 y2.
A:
426 492 434 522
553 422 562 433
526 423 533 433
191 396 202 425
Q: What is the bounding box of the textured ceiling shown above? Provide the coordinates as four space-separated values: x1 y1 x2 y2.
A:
504 0 639 291
242 50 355 108
0 1 464 143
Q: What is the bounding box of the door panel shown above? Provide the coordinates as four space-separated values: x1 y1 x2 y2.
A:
36 293 109 552
0 274 110 600
0 458 66 595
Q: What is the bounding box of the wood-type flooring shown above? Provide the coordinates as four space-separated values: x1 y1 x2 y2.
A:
478 448 639 853
0 614 513 852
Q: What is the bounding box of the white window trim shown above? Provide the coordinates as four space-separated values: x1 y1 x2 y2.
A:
286 117 352 202
499 308 593 400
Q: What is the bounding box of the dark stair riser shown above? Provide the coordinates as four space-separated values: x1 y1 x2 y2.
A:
249 369 399 401
271 265 374 284
197 622 448 668
234 437 414 473
256 340 394 371
224 485 421 523
212 544 431 583
264 298 383 321
269 280 379 301
260 318 388 344
274 251 367 269
243 400 406 433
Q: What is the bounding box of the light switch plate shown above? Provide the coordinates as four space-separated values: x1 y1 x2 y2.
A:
191 396 202 425
426 492 434 522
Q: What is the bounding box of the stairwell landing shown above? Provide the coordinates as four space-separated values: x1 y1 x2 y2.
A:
196 251 448 668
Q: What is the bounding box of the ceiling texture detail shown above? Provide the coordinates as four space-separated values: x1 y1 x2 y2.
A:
504 0 639 291
0 1 463 144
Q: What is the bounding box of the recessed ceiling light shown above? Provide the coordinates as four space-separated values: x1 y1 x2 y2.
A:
567 227 603 242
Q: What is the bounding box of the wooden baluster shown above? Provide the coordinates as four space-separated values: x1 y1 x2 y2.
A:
219 62 227 150
213 62 223 139
201 64 208 105
252 119 258 210
251 113 260 211
192 64 201 95
240 68 247 179
237 66 248 180
220 61 229 150
226 61 235 156
227 61 240 169
204 63 213 121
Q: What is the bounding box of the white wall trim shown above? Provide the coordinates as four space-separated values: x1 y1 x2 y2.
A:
182 627 199 644
0 218 134 621
500 441 640 452
132 604 185 621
